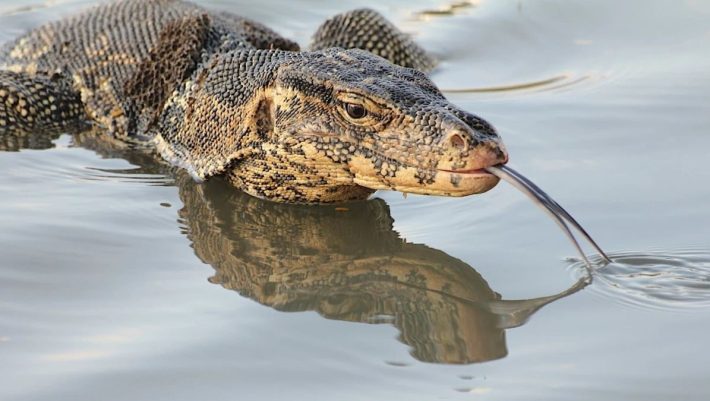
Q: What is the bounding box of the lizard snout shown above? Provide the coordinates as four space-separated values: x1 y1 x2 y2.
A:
438 126 508 172
467 137 509 170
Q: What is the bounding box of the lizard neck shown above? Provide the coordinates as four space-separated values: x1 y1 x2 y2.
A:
154 50 292 178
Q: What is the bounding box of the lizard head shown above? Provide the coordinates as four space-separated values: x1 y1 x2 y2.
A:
254 48 507 203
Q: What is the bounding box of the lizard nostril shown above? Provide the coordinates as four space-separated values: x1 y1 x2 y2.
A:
448 133 466 150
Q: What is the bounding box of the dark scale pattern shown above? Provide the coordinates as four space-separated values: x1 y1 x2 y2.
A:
0 70 85 133
123 13 212 134
310 8 436 72
214 11 300 52
1 0 205 135
0 0 297 137
0 0 507 203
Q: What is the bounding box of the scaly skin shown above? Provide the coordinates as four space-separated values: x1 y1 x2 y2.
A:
0 0 508 203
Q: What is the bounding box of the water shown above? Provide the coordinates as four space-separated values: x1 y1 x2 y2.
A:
1 0 709 400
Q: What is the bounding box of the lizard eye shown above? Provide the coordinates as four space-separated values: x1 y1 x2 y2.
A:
344 103 367 119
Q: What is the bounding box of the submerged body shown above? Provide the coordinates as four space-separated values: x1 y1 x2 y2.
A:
0 0 507 203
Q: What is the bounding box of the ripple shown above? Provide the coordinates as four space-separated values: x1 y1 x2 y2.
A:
82 167 174 186
440 72 609 95
412 1 478 20
569 248 710 310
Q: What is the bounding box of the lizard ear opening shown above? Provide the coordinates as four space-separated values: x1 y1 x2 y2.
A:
254 97 275 140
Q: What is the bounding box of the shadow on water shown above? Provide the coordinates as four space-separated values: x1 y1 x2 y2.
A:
1 128 588 364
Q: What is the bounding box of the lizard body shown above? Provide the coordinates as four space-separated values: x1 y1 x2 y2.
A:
0 0 507 203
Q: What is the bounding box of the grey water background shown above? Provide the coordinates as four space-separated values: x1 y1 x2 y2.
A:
1 0 709 400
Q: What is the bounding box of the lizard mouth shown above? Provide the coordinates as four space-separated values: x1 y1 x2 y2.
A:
420 150 507 195
297 133 505 196
428 167 500 196
437 167 492 175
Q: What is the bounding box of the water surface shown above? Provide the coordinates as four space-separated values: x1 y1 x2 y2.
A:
1 0 710 400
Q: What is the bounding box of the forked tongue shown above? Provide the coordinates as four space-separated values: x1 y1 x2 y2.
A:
485 165 611 270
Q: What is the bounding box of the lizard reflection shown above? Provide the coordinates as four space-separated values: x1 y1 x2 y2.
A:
0 125 62 151
2 130 587 365
177 171 587 365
